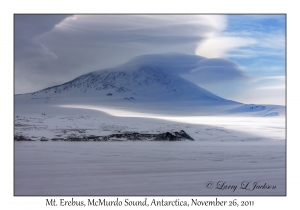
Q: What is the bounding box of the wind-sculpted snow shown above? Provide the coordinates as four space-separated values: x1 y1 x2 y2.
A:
15 141 285 195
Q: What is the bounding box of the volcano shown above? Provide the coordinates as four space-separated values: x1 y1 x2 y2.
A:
15 54 284 116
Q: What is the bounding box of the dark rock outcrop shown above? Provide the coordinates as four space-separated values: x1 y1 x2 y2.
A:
14 135 35 141
155 130 194 141
15 130 194 142
98 130 194 141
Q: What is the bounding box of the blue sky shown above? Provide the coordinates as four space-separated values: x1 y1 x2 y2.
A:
194 15 286 105
14 14 286 105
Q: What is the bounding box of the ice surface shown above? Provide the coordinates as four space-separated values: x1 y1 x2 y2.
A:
15 141 285 195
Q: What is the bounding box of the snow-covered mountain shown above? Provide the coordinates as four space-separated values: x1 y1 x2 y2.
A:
16 54 238 105
15 54 285 116
25 65 237 104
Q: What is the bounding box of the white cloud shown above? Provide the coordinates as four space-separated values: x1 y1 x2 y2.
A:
182 58 249 84
257 66 285 72
235 76 285 105
257 85 285 90
195 35 257 58
232 88 285 105
216 30 285 58
254 76 285 82
260 34 285 50
15 15 230 94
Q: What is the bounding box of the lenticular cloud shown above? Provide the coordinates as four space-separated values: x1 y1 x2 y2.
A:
117 53 249 84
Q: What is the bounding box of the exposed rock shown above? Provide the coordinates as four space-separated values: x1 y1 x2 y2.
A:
102 130 194 141
14 135 35 141
155 130 194 141
51 138 65 141
40 137 49 141
15 130 194 142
